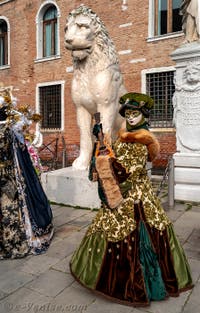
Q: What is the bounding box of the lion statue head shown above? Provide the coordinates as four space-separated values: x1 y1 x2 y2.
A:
64 4 119 66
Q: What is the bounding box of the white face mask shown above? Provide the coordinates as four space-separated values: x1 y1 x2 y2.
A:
125 110 143 126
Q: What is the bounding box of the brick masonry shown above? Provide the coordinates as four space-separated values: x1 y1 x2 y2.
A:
0 0 183 171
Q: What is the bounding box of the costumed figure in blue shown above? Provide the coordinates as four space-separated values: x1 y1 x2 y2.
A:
69 92 193 307
0 87 53 259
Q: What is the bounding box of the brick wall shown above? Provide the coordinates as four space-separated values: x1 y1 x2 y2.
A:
0 0 182 170
152 131 177 173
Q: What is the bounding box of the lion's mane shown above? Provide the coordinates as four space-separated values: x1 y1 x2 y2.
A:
67 4 119 66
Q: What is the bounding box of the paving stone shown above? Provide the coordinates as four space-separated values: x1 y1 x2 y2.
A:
67 216 92 228
173 226 194 245
51 283 96 309
48 234 63 245
191 204 200 213
85 297 143 313
79 227 88 235
0 287 52 313
130 308 151 313
173 211 200 243
188 258 200 284
183 244 200 261
54 224 80 239
0 257 26 271
133 309 152 313
0 290 8 301
174 202 191 212
51 205 74 217
182 282 200 313
183 229 200 260
51 254 72 274
166 209 184 223
53 208 89 227
26 269 74 297
0 269 34 293
45 236 80 259
16 254 60 275
174 211 200 230
73 210 95 219
1 202 200 313
145 290 191 313
65 229 86 247
187 228 200 243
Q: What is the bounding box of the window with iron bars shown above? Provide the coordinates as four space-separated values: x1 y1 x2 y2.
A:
39 84 61 129
146 71 175 128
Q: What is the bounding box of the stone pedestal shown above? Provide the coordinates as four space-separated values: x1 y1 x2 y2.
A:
41 167 101 209
171 42 200 203
173 153 200 202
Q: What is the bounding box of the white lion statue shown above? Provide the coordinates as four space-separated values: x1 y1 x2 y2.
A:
64 4 127 170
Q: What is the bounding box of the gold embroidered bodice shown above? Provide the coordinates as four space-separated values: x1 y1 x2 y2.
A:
87 141 171 242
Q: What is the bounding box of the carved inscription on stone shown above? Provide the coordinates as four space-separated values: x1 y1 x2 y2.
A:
179 93 200 125
173 91 200 152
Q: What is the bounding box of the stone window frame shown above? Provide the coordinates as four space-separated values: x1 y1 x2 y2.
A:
141 66 176 131
36 80 65 132
35 0 61 63
0 16 10 70
147 0 183 42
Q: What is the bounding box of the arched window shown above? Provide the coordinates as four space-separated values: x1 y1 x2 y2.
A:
36 1 60 60
43 6 57 57
0 19 8 66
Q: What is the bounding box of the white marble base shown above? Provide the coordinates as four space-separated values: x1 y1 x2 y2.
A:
173 153 200 202
41 167 101 209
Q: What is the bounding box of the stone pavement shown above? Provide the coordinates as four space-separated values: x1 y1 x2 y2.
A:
0 195 200 313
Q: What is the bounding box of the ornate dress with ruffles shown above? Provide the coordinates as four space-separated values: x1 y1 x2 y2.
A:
0 107 53 259
70 128 193 307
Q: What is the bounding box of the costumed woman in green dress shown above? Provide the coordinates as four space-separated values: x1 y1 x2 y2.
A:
70 92 193 307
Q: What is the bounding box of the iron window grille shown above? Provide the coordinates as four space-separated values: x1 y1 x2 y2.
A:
39 84 61 130
146 71 175 128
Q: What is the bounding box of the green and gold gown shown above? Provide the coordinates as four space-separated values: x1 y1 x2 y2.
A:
70 130 193 307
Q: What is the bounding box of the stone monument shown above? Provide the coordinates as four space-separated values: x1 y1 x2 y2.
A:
64 4 126 171
171 1 200 202
42 5 127 208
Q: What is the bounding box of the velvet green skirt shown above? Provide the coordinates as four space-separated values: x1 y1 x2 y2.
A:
70 202 193 307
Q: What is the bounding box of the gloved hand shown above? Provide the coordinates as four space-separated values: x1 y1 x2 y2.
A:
93 123 103 139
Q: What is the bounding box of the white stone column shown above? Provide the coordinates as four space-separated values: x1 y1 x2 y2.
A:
171 42 200 202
